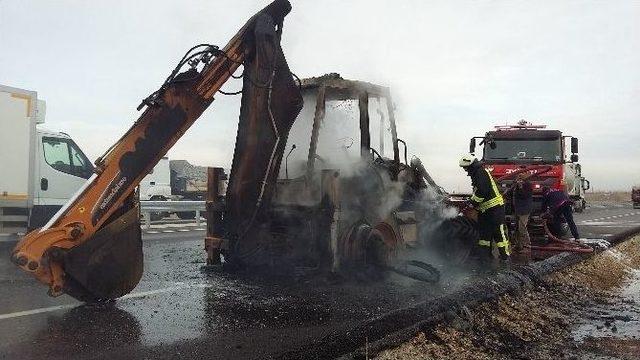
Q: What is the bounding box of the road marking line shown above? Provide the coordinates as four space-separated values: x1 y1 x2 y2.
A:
0 304 76 320
162 230 175 233
146 231 160 234
579 221 618 226
195 228 206 231
593 224 640 228
586 218 604 222
177 229 191 232
0 283 210 321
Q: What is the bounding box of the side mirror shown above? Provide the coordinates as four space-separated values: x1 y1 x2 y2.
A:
571 137 579 154
582 179 590 191
40 178 48 191
570 154 579 162
469 138 476 154
489 140 497 150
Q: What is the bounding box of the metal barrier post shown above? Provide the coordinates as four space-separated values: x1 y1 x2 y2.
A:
144 211 151 229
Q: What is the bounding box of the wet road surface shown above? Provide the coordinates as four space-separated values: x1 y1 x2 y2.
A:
0 202 638 359
0 230 449 359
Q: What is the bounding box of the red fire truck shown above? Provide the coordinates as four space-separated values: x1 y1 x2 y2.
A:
469 121 590 237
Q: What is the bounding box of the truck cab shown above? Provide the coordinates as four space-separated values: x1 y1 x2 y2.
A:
0 85 94 233
470 121 590 215
32 128 94 228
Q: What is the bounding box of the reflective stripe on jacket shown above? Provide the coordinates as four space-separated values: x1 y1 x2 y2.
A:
471 168 504 213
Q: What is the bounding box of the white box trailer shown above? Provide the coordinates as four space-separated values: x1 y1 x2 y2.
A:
0 85 94 234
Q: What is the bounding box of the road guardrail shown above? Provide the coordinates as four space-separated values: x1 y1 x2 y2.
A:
140 200 206 229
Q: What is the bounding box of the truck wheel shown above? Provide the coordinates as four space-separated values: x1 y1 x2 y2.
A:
432 216 478 266
148 212 164 221
148 196 168 221
176 211 196 220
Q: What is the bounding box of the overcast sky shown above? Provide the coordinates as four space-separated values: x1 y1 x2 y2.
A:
1 0 638 191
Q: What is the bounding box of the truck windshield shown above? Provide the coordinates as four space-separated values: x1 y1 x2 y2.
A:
42 137 94 179
483 138 561 163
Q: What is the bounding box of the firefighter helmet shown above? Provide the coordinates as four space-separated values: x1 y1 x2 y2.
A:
459 155 477 168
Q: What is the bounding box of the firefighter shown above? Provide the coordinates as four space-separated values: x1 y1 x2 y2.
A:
542 186 581 240
459 155 511 264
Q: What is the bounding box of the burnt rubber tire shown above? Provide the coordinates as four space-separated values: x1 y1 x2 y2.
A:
433 216 478 266
389 260 441 283
148 196 168 221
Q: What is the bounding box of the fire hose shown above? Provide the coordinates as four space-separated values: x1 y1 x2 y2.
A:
526 221 594 253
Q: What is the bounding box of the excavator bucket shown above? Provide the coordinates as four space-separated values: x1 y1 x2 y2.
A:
62 204 143 302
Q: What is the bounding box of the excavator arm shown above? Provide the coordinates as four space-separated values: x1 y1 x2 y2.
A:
11 0 300 301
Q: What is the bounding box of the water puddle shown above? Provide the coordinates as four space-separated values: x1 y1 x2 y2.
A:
572 250 640 354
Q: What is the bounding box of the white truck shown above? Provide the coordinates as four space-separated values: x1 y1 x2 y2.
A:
139 158 208 220
139 156 172 201
0 85 94 233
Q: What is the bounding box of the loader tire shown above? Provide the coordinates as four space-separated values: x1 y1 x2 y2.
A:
433 216 478 266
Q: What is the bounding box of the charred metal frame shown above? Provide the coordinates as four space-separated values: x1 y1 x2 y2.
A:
206 74 429 271
205 167 225 266
301 74 401 178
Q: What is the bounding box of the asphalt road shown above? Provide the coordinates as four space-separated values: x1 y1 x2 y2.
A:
576 202 640 238
0 202 638 359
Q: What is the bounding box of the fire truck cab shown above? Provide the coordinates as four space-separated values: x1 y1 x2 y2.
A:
469 120 590 217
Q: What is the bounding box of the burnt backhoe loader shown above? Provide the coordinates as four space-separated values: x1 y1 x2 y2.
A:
205 73 448 281
11 0 303 301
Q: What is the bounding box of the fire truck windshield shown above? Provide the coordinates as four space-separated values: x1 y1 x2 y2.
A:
483 138 561 163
